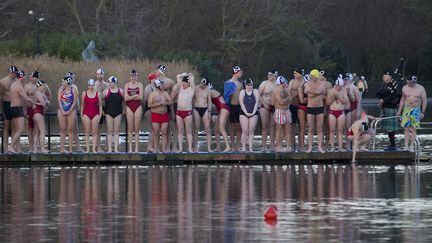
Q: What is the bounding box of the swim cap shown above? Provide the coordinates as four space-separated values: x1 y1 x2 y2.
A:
96 68 105 75
130 69 138 76
36 80 45 87
31 71 40 79
9 66 18 74
148 73 157 81
310 69 320 78
157 65 167 74
63 76 73 85
182 75 190 83
66 72 75 81
88 79 96 86
303 74 311 82
17 70 25 79
155 79 164 88
407 75 417 83
276 76 287 85
268 70 278 77
360 122 369 132
343 73 353 81
108 76 118 84
294 68 304 75
201 77 208 85
335 76 344 86
320 70 326 76
232 66 241 74
208 83 213 90
244 78 253 86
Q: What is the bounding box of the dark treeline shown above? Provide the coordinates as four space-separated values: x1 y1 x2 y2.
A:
1 0 432 94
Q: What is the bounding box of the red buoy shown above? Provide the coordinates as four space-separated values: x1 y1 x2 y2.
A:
264 205 278 220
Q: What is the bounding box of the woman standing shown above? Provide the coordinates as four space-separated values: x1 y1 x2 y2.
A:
103 76 124 153
124 69 143 153
81 79 103 153
57 76 79 153
239 78 260 152
209 84 231 152
32 80 50 153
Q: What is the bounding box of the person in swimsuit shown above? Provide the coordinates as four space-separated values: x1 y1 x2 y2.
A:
273 76 292 152
81 79 103 153
296 69 308 151
65 72 85 153
57 76 79 153
0 66 18 153
32 80 50 153
326 76 349 152
103 76 124 153
193 77 213 152
148 79 172 153
143 73 157 152
239 78 260 152
223 66 243 151
156 65 177 152
347 113 376 162
344 73 361 133
124 69 144 153
320 71 334 150
175 73 195 153
397 75 427 152
287 68 306 151
24 71 39 152
258 70 278 151
8 70 39 153
209 84 231 152
356 76 368 98
304 69 327 153
95 68 109 152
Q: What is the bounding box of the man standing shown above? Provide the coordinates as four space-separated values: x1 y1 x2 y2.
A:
377 70 401 151
8 71 38 153
0 66 18 153
223 66 243 151
193 77 213 152
273 76 292 152
397 75 427 152
24 71 39 152
176 73 195 153
258 70 278 151
148 79 172 153
304 69 327 153
95 68 109 152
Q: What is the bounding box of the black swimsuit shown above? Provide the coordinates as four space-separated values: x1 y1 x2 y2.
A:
194 107 208 118
10 106 24 118
2 101 12 120
105 89 123 118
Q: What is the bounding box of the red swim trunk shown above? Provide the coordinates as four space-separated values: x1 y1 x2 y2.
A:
151 112 169 124
27 106 34 129
329 109 344 119
350 101 358 111
176 110 193 119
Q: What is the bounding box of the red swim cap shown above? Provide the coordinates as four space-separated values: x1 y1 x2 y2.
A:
148 73 157 81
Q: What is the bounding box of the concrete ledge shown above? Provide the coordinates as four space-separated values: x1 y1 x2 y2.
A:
0 151 416 167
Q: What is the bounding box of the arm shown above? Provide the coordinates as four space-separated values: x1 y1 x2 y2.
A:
252 90 260 115
170 84 180 102
352 125 360 162
339 89 349 105
44 85 52 101
207 89 212 114
135 83 144 101
98 92 103 117
258 82 268 109
80 92 85 117
397 88 405 116
69 86 79 112
298 86 306 104
354 88 361 118
421 87 427 119
57 88 65 114
238 90 247 114
17 87 37 104
123 83 135 102
325 90 334 106
164 92 172 106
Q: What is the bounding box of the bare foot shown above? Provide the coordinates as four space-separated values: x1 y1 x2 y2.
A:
241 149 247 153
329 147 335 152
76 147 85 153
215 147 221 152
409 147 415 153
318 147 326 154
65 150 71 154
403 147 409 151
92 149 97 154
222 148 231 153
8 146 17 154
338 148 346 152
305 148 313 153
360 147 369 152
114 150 119 153
41 149 49 154
207 148 214 152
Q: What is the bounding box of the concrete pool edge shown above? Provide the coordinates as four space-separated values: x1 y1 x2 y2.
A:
0 151 419 167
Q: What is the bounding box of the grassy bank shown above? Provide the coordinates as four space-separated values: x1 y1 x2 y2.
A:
0 55 198 110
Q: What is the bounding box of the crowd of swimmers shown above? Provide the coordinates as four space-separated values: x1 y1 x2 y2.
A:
0 64 427 162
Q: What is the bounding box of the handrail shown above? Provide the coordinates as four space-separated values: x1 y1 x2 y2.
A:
371 116 401 150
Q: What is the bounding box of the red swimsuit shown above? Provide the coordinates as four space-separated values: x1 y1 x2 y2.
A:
211 95 230 113
329 109 344 119
83 91 100 120
33 104 44 115
127 86 141 112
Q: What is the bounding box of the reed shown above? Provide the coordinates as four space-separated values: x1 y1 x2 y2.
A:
0 55 198 110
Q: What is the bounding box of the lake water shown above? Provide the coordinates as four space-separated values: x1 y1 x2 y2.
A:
0 165 431 242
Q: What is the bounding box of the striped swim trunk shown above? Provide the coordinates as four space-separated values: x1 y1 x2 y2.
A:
273 108 292 125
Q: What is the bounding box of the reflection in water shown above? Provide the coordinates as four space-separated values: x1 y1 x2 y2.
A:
0 165 431 242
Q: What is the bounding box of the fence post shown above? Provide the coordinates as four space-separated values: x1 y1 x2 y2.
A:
125 118 128 152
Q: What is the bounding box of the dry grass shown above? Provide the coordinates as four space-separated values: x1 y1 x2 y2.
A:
0 55 198 110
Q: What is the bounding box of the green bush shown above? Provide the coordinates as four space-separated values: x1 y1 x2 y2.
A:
0 32 103 61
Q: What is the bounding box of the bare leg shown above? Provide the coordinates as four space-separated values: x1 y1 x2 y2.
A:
106 115 114 153
126 108 134 153
316 113 325 153
306 114 315 153
248 115 258 152
82 116 91 153
235 123 241 151
161 123 169 152
403 128 410 151
144 110 153 152
91 116 100 153
260 108 271 151
177 115 185 152
219 110 231 152
33 115 47 153
203 111 213 152
214 114 221 151
275 123 283 152
269 117 275 151
193 110 201 152
152 123 161 153
298 109 306 151
74 115 84 152
328 114 337 152
9 117 25 153
57 112 67 153
410 128 416 152
3 120 10 153
113 115 122 153
133 106 142 153
185 115 194 153
337 114 346 151
284 124 291 151
66 111 77 153
240 115 249 152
